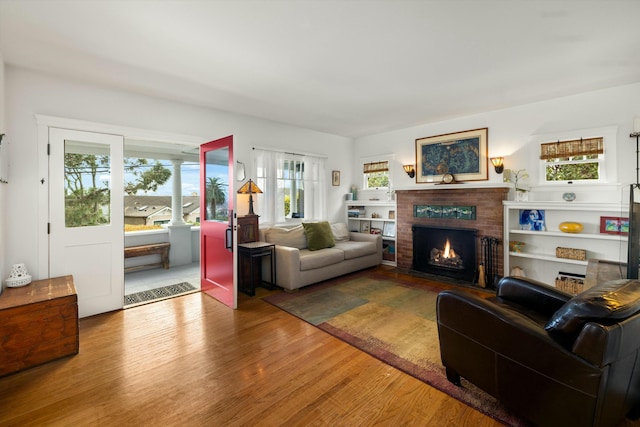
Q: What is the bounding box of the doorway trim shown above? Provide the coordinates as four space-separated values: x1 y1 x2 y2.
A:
35 114 206 280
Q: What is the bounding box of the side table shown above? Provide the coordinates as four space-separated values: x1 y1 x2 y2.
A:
0 275 78 377
237 241 276 296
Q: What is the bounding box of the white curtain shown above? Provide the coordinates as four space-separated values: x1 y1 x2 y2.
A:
252 148 326 226
302 155 327 222
254 149 283 225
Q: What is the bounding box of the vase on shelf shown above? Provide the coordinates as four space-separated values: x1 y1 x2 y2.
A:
515 190 528 202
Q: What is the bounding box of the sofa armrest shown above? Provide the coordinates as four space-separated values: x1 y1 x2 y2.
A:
349 232 383 254
349 231 377 242
273 245 302 290
496 276 572 317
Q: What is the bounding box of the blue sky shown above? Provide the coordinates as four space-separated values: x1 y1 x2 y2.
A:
153 161 201 196
149 161 230 198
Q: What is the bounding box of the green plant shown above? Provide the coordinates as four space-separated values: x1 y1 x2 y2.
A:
205 176 227 221
511 169 529 192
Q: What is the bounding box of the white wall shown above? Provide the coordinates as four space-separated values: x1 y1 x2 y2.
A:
4 65 352 278
0 53 5 287
353 82 640 204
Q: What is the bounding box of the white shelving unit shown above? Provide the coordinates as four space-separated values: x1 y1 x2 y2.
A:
346 200 397 266
503 201 628 286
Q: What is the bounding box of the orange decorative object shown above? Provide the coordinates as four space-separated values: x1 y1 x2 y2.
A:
559 222 584 233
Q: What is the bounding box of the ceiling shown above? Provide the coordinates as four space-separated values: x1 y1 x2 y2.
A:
1 0 639 138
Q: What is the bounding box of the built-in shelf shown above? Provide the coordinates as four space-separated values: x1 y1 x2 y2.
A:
349 217 396 222
346 200 397 266
509 229 628 241
504 201 629 286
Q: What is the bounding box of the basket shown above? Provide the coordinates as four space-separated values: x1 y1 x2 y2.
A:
555 277 585 295
556 247 586 261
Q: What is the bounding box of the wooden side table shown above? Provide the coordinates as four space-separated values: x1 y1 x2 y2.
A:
237 242 276 296
0 275 79 377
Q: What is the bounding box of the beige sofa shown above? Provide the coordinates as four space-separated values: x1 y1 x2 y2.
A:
258 222 382 291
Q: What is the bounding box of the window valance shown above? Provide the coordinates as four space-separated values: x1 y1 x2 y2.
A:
540 137 604 160
363 160 389 173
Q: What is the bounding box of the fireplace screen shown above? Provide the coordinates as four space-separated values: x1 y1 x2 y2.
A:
412 225 478 282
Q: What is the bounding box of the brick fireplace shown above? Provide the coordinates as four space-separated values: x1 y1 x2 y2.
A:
395 187 509 282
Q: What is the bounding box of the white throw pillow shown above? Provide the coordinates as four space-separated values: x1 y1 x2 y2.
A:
331 222 350 242
264 225 307 249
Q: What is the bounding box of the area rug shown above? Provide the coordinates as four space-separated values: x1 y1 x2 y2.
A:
124 282 197 306
264 271 526 426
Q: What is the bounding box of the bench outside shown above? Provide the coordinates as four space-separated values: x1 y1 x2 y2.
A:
124 242 170 272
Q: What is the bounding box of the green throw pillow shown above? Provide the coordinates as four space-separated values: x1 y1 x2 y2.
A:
302 221 336 251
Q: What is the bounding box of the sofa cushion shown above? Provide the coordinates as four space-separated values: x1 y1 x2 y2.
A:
299 248 344 271
545 279 640 339
264 225 307 249
302 221 335 251
334 241 377 260
331 222 350 242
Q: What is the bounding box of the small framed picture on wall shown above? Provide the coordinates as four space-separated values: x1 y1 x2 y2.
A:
332 170 340 186
360 221 371 233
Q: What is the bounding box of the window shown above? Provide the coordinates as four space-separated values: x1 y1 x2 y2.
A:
540 137 603 183
253 148 326 225
363 160 390 189
282 159 304 218
64 140 111 227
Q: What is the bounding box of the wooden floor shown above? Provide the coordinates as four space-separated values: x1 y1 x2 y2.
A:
0 267 637 426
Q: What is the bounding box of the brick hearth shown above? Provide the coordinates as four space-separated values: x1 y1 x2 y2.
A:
395 187 509 278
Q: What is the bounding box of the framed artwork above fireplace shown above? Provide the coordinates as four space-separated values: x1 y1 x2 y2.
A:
415 128 488 183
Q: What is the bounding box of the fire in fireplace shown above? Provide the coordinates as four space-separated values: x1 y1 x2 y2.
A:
430 239 464 269
413 225 478 282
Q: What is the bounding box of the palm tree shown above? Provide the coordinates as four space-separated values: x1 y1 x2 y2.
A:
206 177 227 220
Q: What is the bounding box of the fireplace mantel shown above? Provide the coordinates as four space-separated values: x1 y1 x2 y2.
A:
395 187 509 280
394 183 512 192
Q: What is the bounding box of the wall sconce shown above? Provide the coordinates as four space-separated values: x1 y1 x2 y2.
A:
490 157 504 174
237 179 263 216
403 164 415 178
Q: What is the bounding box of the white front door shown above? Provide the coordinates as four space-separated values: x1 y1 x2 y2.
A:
49 128 124 318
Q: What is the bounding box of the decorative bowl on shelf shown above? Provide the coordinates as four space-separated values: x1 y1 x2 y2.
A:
5 262 32 287
559 221 584 233
6 274 32 288
562 192 576 202
509 241 525 253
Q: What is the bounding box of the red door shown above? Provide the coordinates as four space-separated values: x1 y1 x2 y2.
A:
200 136 235 308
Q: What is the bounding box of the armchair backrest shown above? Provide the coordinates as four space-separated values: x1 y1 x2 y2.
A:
496 276 571 316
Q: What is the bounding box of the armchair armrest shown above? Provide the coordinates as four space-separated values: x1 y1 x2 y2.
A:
497 276 572 317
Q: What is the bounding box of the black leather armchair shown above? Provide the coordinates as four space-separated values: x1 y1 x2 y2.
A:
436 276 640 427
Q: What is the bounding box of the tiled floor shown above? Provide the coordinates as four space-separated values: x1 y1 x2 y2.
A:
124 262 200 295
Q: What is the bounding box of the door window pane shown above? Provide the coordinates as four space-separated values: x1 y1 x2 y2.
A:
205 148 229 222
64 140 111 227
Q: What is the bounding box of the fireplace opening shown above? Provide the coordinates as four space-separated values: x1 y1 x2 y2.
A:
413 225 477 282
430 239 464 270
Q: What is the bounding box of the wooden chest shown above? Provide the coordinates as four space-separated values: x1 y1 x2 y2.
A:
0 275 79 377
